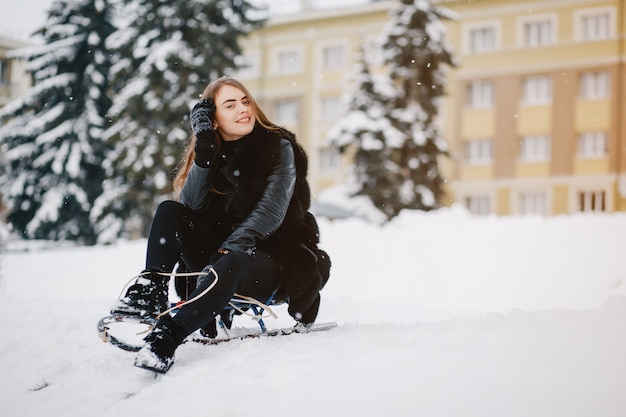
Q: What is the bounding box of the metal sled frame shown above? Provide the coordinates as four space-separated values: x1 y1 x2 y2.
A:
221 286 286 333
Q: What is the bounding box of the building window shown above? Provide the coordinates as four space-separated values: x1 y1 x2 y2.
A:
363 36 384 67
519 135 550 162
466 80 494 108
469 26 496 53
578 190 606 212
519 16 555 47
578 131 607 158
274 99 299 126
322 45 346 70
581 13 610 40
580 71 610 100
320 96 341 122
576 7 614 41
277 50 301 74
0 60 8 85
233 52 260 79
519 192 547 216
465 195 490 215
522 75 552 105
319 146 341 172
465 139 492 165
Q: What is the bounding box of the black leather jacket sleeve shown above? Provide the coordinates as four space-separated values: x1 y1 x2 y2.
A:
178 163 215 211
221 139 296 253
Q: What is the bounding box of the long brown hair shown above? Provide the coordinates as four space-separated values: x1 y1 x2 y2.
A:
173 77 282 195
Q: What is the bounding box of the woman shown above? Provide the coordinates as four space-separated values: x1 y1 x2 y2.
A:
111 77 331 373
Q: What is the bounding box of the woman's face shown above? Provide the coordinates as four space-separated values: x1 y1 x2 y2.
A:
213 84 256 141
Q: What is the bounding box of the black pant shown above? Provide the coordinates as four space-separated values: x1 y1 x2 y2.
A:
145 201 280 334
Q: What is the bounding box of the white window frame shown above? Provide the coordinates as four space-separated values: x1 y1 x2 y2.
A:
518 192 547 216
465 195 491 215
519 135 551 162
466 80 494 108
577 190 606 212
320 43 347 71
271 46 304 75
233 51 261 79
517 14 557 47
320 96 342 122
465 139 492 165
0 59 8 85
577 131 608 159
521 75 552 105
362 35 384 67
318 146 341 173
462 21 501 54
274 99 299 127
580 71 610 100
574 7 615 41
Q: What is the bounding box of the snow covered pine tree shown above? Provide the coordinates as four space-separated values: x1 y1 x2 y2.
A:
327 0 456 220
94 0 263 241
0 0 115 244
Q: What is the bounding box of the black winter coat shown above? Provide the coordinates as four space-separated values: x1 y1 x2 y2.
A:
179 125 330 324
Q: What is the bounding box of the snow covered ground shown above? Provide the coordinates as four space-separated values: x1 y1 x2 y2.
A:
1 206 625 416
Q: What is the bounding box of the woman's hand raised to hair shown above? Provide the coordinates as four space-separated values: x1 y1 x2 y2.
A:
190 98 218 167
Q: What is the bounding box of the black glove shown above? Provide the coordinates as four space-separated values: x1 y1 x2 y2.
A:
190 98 217 167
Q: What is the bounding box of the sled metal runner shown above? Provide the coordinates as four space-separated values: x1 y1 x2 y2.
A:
191 322 338 346
98 288 336 352
98 313 336 352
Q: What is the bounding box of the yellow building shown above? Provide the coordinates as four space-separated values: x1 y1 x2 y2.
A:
237 0 625 215
233 1 396 197
4 2 625 215
0 35 31 216
0 36 31 108
442 0 626 215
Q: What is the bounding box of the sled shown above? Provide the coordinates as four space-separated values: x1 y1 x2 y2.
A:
97 313 156 352
98 287 336 352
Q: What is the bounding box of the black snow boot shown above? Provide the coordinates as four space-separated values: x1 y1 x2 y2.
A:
111 270 169 318
134 315 188 373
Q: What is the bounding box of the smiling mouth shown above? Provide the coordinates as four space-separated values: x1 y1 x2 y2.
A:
237 117 251 123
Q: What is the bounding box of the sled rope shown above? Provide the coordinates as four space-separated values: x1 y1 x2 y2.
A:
118 270 276 323
228 294 277 320
154 268 219 320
